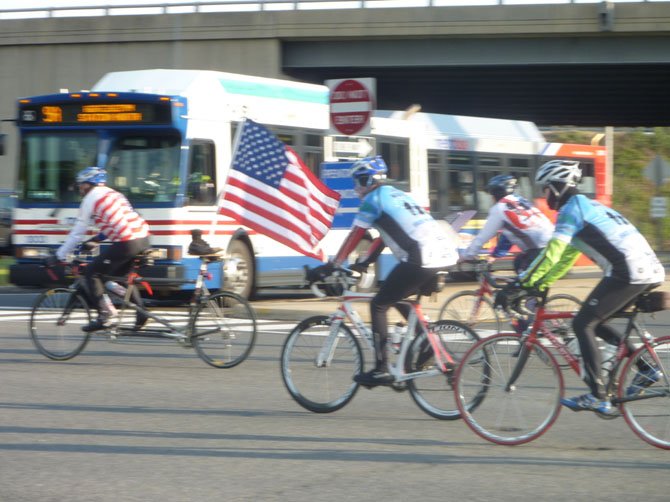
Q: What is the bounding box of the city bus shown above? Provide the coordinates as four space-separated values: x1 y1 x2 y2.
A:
9 69 608 296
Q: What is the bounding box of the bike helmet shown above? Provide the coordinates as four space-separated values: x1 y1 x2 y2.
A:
76 166 107 185
535 160 581 188
486 174 517 201
536 160 582 210
350 155 388 189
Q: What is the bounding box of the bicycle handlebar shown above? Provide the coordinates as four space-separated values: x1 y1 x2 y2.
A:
460 258 516 289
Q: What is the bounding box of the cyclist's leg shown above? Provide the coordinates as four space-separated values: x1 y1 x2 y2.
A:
572 278 650 400
84 237 149 330
105 237 151 327
366 263 433 377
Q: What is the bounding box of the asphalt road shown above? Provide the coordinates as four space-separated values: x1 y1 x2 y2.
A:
1 277 670 501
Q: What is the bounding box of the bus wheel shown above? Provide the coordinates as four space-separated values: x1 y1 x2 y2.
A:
224 240 255 300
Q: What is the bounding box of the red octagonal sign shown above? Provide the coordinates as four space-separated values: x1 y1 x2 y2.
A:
329 79 372 136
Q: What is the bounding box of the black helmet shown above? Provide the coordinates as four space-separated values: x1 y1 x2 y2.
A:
486 174 517 201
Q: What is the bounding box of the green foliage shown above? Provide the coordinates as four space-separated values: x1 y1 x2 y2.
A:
547 128 670 250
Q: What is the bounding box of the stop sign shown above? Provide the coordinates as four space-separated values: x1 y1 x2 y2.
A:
329 79 374 136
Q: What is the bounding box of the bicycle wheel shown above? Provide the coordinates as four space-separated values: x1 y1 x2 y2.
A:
281 315 364 413
191 291 257 368
455 333 564 445
29 288 92 360
620 336 670 449
407 320 481 420
438 290 501 336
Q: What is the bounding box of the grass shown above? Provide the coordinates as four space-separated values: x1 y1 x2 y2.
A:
0 256 14 286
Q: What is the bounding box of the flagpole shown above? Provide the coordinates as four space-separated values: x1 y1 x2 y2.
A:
210 118 248 240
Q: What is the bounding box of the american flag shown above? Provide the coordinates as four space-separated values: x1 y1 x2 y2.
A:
218 119 340 261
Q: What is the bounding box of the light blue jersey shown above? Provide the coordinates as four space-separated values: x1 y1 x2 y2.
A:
353 185 459 268
553 195 664 284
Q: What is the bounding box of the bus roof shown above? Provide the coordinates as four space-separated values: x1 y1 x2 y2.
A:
91 69 330 129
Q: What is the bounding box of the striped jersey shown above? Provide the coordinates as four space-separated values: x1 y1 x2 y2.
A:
56 186 150 260
463 194 553 260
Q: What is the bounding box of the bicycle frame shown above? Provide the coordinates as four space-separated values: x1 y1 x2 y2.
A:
509 301 669 405
318 288 455 383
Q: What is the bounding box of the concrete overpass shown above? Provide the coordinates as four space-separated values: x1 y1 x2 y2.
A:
1 1 670 186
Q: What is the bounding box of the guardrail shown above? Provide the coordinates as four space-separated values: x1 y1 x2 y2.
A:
0 0 660 19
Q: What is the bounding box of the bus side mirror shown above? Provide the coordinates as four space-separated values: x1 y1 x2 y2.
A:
0 134 5 156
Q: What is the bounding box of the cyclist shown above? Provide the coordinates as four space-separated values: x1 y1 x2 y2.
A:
461 174 553 273
518 159 665 413
309 155 460 387
56 167 151 332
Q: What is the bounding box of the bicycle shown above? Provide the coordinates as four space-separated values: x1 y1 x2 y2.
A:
437 259 582 335
454 286 670 449
29 243 257 368
280 265 486 419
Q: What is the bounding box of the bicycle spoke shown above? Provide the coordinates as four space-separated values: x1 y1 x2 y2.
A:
620 337 670 449
456 334 563 445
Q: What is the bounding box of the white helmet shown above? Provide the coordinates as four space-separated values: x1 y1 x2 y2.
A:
535 160 582 188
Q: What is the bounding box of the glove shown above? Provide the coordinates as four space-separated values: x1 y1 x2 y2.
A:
305 262 335 283
493 282 528 311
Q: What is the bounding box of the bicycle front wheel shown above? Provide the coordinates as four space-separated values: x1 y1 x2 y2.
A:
191 291 257 368
438 291 501 336
281 315 364 413
456 334 563 445
620 336 670 450
29 288 92 360
407 320 481 420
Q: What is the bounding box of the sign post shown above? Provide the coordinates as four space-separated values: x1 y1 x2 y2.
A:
326 78 375 137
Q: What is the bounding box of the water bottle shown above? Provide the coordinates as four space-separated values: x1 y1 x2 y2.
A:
600 343 617 379
105 280 127 297
391 322 406 354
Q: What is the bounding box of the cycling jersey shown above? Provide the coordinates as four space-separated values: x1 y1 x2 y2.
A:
522 194 665 287
463 194 553 260
353 185 458 268
57 186 150 260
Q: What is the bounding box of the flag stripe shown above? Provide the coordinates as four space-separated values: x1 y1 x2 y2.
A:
221 187 313 245
218 119 340 260
226 173 315 238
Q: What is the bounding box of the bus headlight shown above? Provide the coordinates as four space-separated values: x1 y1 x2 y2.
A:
16 247 52 259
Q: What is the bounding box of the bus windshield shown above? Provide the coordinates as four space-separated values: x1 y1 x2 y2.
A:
106 134 181 203
19 132 98 203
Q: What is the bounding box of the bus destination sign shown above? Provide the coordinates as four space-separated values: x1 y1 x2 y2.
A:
19 101 172 126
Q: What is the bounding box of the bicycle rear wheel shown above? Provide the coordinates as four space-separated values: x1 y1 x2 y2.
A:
29 288 92 360
281 315 363 413
407 320 481 420
455 334 563 445
438 291 501 336
620 336 670 449
191 291 257 368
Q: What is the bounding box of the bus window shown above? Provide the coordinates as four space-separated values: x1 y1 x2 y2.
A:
19 132 97 203
107 134 181 203
379 139 409 191
187 141 217 205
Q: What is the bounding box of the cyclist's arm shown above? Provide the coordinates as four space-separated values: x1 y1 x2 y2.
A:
491 233 512 258
56 194 96 261
520 237 581 290
462 205 503 259
356 236 385 265
333 226 367 265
